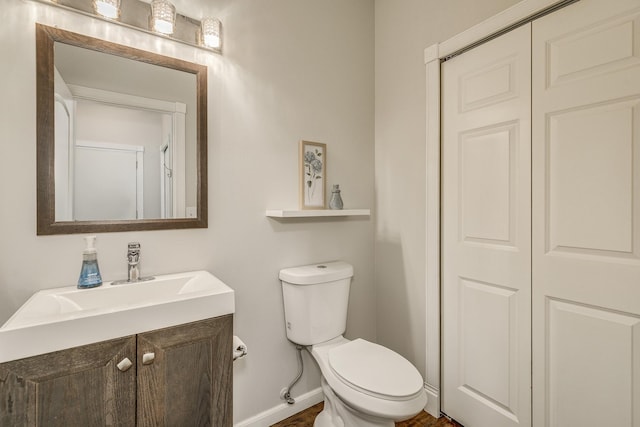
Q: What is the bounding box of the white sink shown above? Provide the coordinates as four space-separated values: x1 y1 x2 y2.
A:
0 271 235 363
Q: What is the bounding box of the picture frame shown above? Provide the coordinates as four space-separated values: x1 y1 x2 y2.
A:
299 140 326 209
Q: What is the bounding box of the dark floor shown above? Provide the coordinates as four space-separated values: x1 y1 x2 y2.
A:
271 402 459 427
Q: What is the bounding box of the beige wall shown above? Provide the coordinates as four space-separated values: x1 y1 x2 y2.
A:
374 0 521 378
0 0 373 423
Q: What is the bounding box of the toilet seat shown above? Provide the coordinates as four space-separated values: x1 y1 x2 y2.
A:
328 339 424 400
311 337 427 421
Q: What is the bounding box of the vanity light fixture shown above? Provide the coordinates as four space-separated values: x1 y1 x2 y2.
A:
199 18 221 50
93 0 120 19
150 0 176 35
30 0 222 53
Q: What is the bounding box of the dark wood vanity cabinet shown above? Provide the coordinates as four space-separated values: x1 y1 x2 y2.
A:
0 315 233 427
137 315 233 426
0 336 137 426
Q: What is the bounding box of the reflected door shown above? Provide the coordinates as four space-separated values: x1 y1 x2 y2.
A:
54 95 73 221
74 141 143 221
441 23 532 427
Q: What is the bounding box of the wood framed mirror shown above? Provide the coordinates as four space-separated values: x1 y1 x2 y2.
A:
36 24 208 235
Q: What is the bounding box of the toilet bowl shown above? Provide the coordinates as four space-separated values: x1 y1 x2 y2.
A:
279 262 427 427
311 336 427 426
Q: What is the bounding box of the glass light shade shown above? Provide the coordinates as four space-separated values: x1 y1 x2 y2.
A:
94 0 120 19
200 18 221 49
150 0 176 35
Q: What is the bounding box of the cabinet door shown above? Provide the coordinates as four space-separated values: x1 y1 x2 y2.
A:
0 336 136 426
136 315 233 427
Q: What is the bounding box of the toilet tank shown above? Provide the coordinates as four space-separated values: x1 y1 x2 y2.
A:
279 261 354 346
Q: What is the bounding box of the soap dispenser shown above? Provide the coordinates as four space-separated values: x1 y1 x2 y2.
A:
78 235 103 289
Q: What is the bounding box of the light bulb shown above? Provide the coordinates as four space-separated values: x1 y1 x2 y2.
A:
150 0 176 35
94 0 120 19
200 18 221 49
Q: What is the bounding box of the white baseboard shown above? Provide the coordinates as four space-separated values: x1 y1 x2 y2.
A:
424 383 440 418
234 387 324 427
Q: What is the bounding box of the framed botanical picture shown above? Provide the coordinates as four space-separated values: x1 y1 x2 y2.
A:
299 140 326 209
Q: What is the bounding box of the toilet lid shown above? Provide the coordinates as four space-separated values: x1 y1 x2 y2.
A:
328 339 423 399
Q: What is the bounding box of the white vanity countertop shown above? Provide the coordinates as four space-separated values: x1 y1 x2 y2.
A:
0 270 235 363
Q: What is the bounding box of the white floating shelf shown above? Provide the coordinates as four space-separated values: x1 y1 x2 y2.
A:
265 209 371 218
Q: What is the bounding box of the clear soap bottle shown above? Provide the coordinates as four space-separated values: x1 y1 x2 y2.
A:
78 235 103 289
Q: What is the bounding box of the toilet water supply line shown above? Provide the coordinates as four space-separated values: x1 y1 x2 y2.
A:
282 344 305 405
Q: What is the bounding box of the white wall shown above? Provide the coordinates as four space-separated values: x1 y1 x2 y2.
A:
373 0 521 378
0 0 373 423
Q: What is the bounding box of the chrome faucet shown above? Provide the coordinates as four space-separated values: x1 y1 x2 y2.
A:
111 242 154 285
127 242 141 282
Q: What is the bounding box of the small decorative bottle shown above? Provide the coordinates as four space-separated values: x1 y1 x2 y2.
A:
329 184 344 210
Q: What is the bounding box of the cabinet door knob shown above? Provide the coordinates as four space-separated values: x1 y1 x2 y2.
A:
142 352 155 365
117 357 133 372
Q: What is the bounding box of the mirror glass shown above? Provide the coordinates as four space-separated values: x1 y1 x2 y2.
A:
37 24 208 235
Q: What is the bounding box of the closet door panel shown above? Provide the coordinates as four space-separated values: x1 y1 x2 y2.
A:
460 123 517 245
547 100 637 255
532 1 640 426
442 23 531 427
547 300 640 427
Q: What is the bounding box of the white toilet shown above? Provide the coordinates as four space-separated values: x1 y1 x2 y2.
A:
280 261 427 427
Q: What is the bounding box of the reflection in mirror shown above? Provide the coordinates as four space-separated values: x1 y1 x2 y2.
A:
54 43 196 221
37 24 208 235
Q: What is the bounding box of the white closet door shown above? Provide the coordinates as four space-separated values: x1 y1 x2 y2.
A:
532 1 640 426
441 24 531 427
